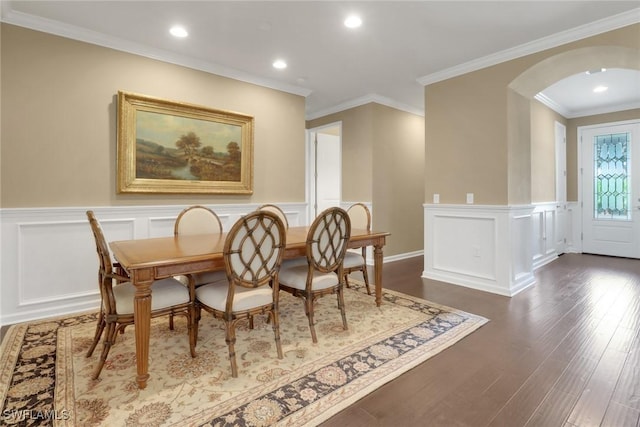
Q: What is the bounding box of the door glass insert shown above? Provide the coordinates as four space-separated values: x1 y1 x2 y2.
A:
593 132 630 220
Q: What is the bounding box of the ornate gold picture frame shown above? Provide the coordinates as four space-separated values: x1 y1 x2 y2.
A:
117 91 254 194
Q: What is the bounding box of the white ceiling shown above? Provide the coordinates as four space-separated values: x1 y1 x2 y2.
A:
2 1 639 119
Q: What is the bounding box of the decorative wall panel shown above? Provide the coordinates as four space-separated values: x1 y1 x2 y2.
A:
0 203 307 325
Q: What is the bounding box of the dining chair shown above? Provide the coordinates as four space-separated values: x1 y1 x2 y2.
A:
343 203 372 295
194 210 287 377
85 211 196 380
174 205 227 288
278 207 351 343
257 204 289 229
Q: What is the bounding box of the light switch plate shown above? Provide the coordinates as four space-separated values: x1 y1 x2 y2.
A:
433 193 440 203
466 193 474 204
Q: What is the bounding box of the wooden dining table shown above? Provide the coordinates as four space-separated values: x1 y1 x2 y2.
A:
110 226 390 389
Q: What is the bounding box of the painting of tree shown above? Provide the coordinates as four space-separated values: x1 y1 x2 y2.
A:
117 91 253 194
134 111 243 182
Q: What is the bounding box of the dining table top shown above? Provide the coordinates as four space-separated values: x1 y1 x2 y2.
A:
110 226 389 272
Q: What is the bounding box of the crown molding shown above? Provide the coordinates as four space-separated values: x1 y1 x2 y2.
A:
534 93 571 117
306 94 424 121
535 93 640 119
565 101 640 119
417 8 640 86
0 7 312 98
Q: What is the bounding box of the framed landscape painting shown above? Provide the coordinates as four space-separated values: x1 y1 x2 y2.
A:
117 91 254 194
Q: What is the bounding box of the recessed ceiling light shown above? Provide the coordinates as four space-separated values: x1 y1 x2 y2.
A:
273 59 287 69
170 25 188 38
593 85 608 93
586 68 606 75
344 15 362 28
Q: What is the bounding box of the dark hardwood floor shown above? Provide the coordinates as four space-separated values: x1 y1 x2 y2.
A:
1 253 637 426
322 254 640 427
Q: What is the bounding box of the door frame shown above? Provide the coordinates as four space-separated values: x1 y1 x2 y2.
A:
555 121 567 254
577 118 639 256
305 122 342 222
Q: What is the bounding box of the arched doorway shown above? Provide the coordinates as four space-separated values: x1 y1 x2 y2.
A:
508 46 640 258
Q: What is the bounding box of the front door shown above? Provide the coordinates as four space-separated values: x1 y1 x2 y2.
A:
581 121 640 258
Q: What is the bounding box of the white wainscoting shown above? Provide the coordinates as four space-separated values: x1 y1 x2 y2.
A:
0 203 308 326
423 204 536 297
565 201 581 254
423 202 583 297
532 202 560 270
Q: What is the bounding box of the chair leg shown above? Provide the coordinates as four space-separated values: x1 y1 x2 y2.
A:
361 265 372 295
306 296 318 343
225 320 238 378
344 271 351 288
337 286 348 331
188 306 197 358
169 313 175 330
92 322 117 380
271 310 284 359
194 305 201 345
86 311 105 358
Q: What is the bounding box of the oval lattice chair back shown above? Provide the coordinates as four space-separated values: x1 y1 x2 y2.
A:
278 207 351 343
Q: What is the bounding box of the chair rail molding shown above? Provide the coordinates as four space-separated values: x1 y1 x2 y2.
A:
423 203 537 297
0 203 308 326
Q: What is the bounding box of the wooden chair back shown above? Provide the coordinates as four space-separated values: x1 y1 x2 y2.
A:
307 207 351 274
257 204 289 229
224 211 286 299
174 205 223 236
347 203 371 231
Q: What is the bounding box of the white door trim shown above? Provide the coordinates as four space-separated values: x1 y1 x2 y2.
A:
555 121 567 254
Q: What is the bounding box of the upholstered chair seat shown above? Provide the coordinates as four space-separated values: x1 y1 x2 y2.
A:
196 283 272 312
111 278 191 314
278 265 340 291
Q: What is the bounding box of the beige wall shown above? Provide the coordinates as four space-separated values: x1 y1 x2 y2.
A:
566 108 640 201
530 100 567 203
1 24 306 208
308 103 425 256
307 104 374 202
424 23 640 206
371 104 425 255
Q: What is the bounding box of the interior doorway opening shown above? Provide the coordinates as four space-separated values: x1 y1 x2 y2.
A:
306 123 342 221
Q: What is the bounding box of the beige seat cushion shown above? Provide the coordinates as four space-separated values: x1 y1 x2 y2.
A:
279 264 339 291
113 278 190 314
281 257 308 268
196 282 272 311
343 251 365 268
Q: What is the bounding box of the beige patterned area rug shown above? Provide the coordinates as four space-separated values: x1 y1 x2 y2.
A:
0 281 487 426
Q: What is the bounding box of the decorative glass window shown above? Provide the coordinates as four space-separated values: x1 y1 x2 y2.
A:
593 132 630 220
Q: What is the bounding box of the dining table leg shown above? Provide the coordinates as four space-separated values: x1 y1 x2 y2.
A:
373 243 384 307
132 270 154 389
